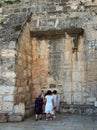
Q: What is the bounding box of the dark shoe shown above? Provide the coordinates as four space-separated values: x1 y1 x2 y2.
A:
35 119 38 121
39 118 42 120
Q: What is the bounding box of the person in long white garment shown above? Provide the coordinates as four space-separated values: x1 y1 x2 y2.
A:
52 90 58 118
44 90 54 120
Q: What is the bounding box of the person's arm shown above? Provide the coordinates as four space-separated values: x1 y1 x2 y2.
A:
44 97 47 105
40 98 44 105
56 94 58 100
52 98 54 109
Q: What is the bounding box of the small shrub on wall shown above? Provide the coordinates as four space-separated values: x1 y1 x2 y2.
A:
15 25 21 31
0 3 2 7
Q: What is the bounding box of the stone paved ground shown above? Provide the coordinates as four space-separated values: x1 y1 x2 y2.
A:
0 113 97 130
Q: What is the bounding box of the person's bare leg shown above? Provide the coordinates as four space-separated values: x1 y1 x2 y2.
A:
35 114 38 121
46 113 48 120
39 114 42 120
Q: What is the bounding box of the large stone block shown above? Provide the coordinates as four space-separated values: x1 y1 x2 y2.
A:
8 41 16 49
18 87 24 93
1 57 16 65
63 82 71 92
0 113 8 123
1 71 16 78
8 114 24 122
2 102 14 112
73 82 82 92
1 64 15 72
87 97 96 102
14 103 25 116
56 6 63 11
74 61 85 71
94 101 97 107
65 52 71 60
74 92 83 104
1 78 15 86
0 86 15 95
1 49 17 57
3 95 14 102
63 91 71 104
25 109 33 118
59 71 69 81
72 71 82 82
0 8 2 14
0 96 2 111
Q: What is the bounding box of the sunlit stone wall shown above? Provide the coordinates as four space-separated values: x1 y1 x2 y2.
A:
0 0 97 116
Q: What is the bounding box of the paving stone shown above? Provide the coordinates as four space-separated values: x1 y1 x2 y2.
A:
0 113 96 130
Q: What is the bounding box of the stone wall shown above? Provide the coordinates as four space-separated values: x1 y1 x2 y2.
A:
1 0 97 116
15 23 33 105
29 0 97 105
0 0 34 115
14 22 33 117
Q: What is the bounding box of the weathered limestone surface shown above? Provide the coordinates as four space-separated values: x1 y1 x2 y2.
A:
0 113 8 123
1 0 97 117
8 113 24 122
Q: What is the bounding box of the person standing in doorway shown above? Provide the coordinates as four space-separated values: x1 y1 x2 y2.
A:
34 93 44 121
44 90 54 121
52 90 58 118
41 90 45 114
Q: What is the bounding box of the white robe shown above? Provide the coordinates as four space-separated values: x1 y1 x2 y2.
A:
45 95 53 113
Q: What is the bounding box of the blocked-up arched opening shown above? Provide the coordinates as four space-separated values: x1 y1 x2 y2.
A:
30 28 84 105
15 23 84 117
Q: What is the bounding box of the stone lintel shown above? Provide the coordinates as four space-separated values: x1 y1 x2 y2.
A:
30 28 84 39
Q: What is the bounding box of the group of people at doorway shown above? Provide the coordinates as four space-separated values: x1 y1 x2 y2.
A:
34 90 59 121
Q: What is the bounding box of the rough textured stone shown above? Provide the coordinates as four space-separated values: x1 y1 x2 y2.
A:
0 113 8 123
8 114 24 122
3 95 14 102
2 102 14 112
1 0 97 116
14 103 25 116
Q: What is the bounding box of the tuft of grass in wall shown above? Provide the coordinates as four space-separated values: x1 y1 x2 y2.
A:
0 3 2 7
15 25 21 31
4 0 20 4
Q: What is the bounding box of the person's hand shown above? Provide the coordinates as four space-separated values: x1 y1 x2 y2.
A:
53 106 56 110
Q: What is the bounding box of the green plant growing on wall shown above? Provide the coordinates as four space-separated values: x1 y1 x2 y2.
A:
4 0 20 4
0 3 2 7
15 25 21 31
